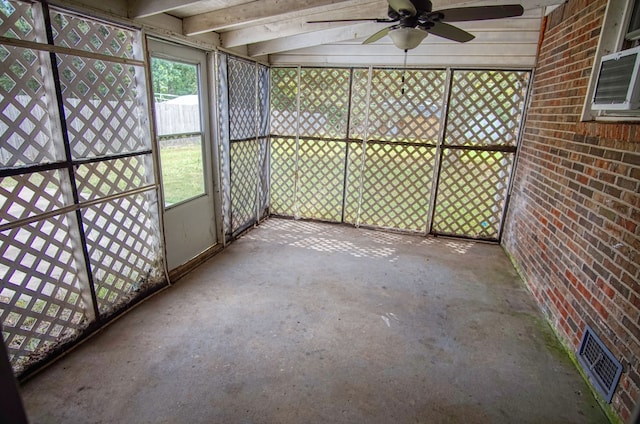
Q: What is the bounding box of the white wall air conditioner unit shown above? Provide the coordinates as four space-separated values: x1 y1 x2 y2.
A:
592 45 640 110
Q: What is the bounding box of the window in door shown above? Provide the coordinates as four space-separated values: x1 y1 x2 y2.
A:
151 57 206 207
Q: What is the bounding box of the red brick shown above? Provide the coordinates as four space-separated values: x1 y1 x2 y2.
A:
502 0 640 420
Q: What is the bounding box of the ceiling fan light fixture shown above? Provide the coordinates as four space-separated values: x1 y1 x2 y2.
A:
388 27 428 50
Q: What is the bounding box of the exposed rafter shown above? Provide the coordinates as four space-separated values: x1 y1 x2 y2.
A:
221 0 387 48
249 7 541 57
183 0 357 36
128 0 204 19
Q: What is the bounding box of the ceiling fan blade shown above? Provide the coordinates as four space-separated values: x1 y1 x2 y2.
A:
388 0 417 16
437 5 524 22
363 26 392 44
307 18 396 23
427 22 475 43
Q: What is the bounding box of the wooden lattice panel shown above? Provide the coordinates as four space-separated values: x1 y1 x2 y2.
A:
350 69 446 143
433 149 514 239
446 71 529 147
0 214 89 374
299 68 349 139
75 155 152 201
57 54 148 159
270 67 298 135
0 170 68 225
0 0 39 41
228 57 256 141
51 9 138 59
230 140 259 232
0 45 61 168
82 193 163 316
269 137 296 216
296 139 345 222
346 143 436 231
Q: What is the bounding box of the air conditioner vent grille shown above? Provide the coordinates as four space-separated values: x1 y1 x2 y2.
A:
594 54 636 104
592 45 640 110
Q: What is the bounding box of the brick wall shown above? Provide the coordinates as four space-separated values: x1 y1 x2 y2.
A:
503 0 640 420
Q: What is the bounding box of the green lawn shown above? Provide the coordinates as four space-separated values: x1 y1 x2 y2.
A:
159 144 205 206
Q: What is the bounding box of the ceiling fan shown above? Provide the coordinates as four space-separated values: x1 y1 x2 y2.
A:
308 0 525 51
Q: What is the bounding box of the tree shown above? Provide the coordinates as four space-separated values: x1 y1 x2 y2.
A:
151 58 198 99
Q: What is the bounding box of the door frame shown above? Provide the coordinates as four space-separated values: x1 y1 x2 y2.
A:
147 37 223 274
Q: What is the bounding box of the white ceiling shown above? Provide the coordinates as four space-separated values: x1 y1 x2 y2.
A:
70 0 566 66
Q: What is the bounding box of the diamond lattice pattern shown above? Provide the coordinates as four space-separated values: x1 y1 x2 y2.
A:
345 143 436 231
0 214 89 374
350 69 446 143
51 9 138 59
446 71 529 146
58 54 148 159
270 68 297 135
0 170 68 225
82 193 163 316
229 57 256 141
257 65 270 137
297 139 346 222
230 140 259 232
75 155 152 201
299 68 349 139
257 138 269 218
1 46 62 168
433 149 514 239
269 137 296 216
0 0 39 41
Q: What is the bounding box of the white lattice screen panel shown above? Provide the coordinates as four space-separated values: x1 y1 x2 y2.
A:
433 150 514 239
0 0 39 41
229 57 257 141
345 143 436 231
82 193 163 316
446 71 529 147
299 68 349 139
350 69 446 143
296 139 346 222
270 67 530 240
75 155 153 201
269 137 296 216
57 54 148 159
257 65 270 138
219 53 270 237
0 170 68 225
270 67 298 135
0 45 62 168
1 1 164 376
51 9 139 59
0 214 90 374
258 137 269 218
230 140 259 232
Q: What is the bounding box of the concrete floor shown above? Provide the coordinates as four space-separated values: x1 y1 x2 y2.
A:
21 218 608 423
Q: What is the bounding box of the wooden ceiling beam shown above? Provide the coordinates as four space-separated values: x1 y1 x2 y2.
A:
183 0 357 36
221 0 386 48
128 0 203 19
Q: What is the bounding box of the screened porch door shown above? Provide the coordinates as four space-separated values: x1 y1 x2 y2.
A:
149 39 217 270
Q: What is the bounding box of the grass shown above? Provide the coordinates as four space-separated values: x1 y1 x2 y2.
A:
159 144 205 206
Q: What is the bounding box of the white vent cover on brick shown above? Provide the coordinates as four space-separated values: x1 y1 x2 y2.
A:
592 45 640 110
577 326 623 403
